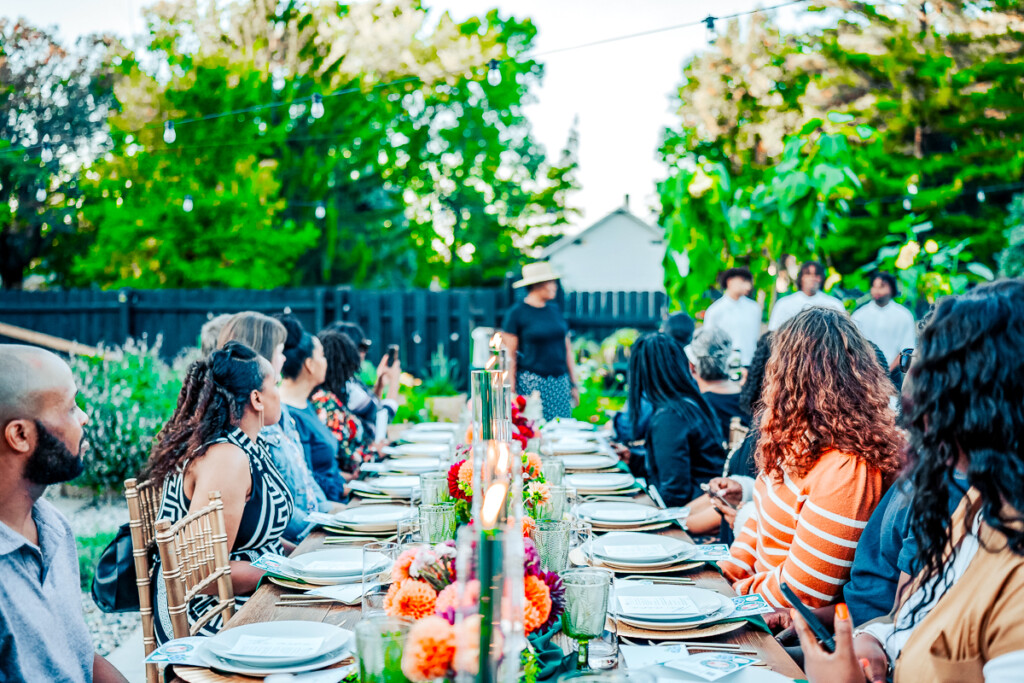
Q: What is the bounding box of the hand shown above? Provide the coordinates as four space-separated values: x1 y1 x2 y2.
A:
570 385 580 407
764 606 793 633
711 496 738 528
375 355 391 383
707 477 744 506
792 603 872 683
854 633 889 683
388 358 402 382
611 442 631 463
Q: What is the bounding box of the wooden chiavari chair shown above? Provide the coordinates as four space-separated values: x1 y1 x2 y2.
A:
154 491 236 640
728 416 749 452
123 477 163 683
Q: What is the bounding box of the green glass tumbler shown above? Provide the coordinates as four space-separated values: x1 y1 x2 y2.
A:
355 615 413 683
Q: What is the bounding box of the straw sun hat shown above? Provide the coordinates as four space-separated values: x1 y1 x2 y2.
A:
513 262 561 289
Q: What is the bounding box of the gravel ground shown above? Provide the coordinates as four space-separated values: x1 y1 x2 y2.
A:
45 489 142 657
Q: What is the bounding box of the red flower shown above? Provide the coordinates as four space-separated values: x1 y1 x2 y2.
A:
448 460 470 501
515 395 527 409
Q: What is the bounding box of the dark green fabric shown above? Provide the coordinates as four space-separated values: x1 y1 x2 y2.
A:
528 624 573 681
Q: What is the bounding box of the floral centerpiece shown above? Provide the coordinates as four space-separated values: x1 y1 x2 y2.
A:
448 450 549 529
389 540 565 682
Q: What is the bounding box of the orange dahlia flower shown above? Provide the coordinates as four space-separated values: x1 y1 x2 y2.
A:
523 452 543 479
402 616 456 682
385 580 438 620
523 574 552 633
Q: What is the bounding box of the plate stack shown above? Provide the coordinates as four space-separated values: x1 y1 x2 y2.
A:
274 548 390 587
558 452 621 472
381 443 451 458
323 504 414 537
566 472 639 496
398 422 458 444
586 532 700 573
350 475 421 499
199 621 353 676
574 501 671 532
614 583 736 632
371 457 442 475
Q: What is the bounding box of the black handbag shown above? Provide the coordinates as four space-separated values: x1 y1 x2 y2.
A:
90 522 146 613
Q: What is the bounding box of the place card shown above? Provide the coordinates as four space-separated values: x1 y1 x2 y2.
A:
306 583 372 604
619 644 688 669
691 544 731 561
600 544 669 560
617 594 700 616
730 594 774 616
665 653 759 681
229 635 324 658
144 637 209 665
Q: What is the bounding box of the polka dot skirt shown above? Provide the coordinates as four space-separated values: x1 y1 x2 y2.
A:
517 370 573 421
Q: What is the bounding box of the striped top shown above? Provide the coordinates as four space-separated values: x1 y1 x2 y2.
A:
721 449 885 608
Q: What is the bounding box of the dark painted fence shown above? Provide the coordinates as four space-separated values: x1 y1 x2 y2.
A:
0 286 669 384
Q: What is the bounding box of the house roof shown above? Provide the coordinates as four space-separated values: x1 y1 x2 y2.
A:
541 207 663 259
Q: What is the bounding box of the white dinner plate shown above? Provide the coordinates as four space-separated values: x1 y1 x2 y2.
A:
542 418 596 432
332 504 415 531
400 430 454 444
616 584 734 627
566 472 635 491
592 532 696 566
381 457 443 474
576 501 660 525
366 475 421 496
544 439 601 455
206 621 351 668
201 639 352 675
382 443 450 458
406 422 460 432
560 453 620 470
289 548 386 579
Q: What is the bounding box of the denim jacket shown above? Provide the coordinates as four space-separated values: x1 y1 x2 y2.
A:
260 404 332 541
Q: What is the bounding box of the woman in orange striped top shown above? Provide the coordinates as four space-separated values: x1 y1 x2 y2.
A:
720 307 901 609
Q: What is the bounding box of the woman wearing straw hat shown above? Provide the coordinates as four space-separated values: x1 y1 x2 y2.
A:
501 262 579 420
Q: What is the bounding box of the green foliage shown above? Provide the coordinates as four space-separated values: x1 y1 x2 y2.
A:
998 194 1024 277
76 530 117 590
70 337 181 493
420 344 460 396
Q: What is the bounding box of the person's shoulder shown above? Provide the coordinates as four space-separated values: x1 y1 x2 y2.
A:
33 498 74 540
199 440 251 470
892 301 916 321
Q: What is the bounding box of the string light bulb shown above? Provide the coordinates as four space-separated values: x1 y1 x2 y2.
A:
182 195 193 213
703 15 717 44
36 187 47 202
903 198 912 211
40 142 53 164
310 93 324 120
977 189 986 203
487 59 502 87
315 202 326 219
163 121 176 144
908 183 918 195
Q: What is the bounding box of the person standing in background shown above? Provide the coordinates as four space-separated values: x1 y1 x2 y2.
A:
852 271 916 372
703 268 762 367
768 260 846 331
501 262 579 421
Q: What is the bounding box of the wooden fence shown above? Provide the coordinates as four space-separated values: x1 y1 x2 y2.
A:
0 286 669 384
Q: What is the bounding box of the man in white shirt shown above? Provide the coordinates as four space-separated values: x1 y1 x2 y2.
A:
767 260 846 331
852 271 916 371
703 267 762 366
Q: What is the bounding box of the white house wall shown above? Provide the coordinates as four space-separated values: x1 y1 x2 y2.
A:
547 214 665 292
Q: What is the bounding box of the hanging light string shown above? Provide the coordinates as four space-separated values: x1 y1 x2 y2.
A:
0 1 810 160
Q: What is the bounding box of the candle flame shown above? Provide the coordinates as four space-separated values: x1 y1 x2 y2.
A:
481 482 508 529
490 332 502 350
495 442 511 475
485 355 498 370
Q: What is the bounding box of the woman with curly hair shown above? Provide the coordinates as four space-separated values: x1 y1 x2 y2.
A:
311 330 373 474
720 307 901 610
147 342 294 643
795 280 1024 683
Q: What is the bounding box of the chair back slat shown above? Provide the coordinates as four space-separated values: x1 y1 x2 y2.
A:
155 491 235 639
728 417 749 452
124 478 162 683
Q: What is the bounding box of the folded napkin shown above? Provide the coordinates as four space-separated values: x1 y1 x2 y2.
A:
305 583 376 605
527 624 573 682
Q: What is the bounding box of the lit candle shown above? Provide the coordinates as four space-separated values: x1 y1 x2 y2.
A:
481 483 508 530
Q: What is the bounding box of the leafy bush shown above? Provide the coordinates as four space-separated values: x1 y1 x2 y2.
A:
70 336 182 493
76 530 117 590
999 194 1024 277
420 344 460 397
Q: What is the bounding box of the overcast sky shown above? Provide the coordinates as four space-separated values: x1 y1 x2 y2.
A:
0 0 805 233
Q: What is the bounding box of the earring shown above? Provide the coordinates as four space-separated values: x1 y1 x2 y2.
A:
258 408 264 432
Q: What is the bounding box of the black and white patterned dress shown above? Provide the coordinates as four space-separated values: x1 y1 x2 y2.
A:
153 428 293 643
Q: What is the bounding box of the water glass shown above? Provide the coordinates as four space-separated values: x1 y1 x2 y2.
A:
539 485 570 521
569 519 594 566
419 471 450 505
355 615 413 683
362 541 399 616
586 569 618 669
541 457 566 485
560 568 612 671
397 515 421 545
531 519 571 572
419 502 457 543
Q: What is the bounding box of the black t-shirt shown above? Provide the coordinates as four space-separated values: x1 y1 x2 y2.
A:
702 391 750 442
501 302 569 377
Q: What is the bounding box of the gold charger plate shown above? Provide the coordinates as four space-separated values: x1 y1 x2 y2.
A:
586 520 673 533
613 618 746 640
321 525 395 538
267 575 316 591
174 659 354 683
569 547 703 573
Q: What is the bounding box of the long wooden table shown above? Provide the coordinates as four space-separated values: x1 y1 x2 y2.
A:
172 495 805 681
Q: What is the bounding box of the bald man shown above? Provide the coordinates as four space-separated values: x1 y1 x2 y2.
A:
0 345 127 683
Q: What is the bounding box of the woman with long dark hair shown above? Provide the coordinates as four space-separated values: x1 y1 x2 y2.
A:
628 332 726 507
720 307 900 609
311 330 373 474
148 341 293 643
795 280 1024 683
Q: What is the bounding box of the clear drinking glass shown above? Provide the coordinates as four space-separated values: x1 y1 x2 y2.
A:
419 471 450 505
569 519 594 567
560 568 612 671
397 515 421 545
355 615 413 683
540 485 569 521
531 519 571 572
419 502 457 544
362 541 399 616
587 568 618 669
541 457 566 486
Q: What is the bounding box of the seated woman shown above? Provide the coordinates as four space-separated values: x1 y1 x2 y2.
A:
627 332 726 507
148 342 293 643
275 314 348 502
310 329 374 475
795 280 1024 683
217 312 337 542
719 307 900 609
684 326 750 440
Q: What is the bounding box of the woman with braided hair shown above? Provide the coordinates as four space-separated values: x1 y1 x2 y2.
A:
146 341 294 644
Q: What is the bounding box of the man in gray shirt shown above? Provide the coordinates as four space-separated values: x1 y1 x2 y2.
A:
0 345 127 683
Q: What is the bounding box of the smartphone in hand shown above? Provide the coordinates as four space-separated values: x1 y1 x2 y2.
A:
779 582 835 653
386 344 399 367
700 482 738 510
